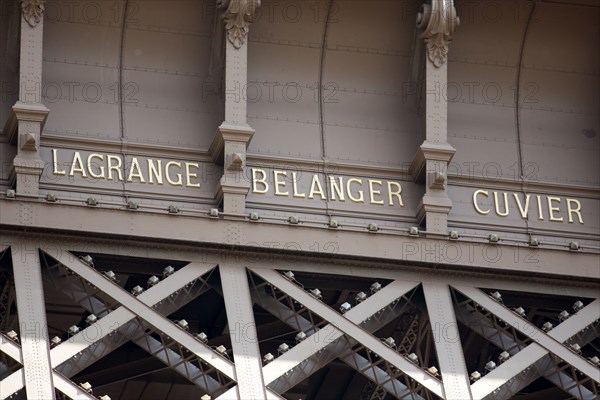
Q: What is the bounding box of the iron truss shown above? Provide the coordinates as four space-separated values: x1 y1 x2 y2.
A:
0 242 598 400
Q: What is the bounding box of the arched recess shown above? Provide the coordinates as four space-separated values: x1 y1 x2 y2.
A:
42 0 222 149
247 0 421 168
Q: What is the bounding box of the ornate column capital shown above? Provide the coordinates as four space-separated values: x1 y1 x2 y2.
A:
21 0 46 27
417 0 459 68
218 0 261 49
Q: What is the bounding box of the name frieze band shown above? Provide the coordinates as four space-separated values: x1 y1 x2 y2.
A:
47 149 585 223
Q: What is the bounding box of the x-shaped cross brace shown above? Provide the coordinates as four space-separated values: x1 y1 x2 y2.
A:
4 250 285 400
249 279 426 398
216 268 444 399
454 286 600 399
40 254 220 387
1 333 96 400
209 270 426 399
455 294 598 399
2 255 221 398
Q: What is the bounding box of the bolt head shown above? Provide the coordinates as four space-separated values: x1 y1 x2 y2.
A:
368 223 379 232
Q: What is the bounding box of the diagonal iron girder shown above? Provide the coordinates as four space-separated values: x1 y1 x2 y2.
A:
250 268 445 397
0 334 96 400
44 259 230 394
455 296 599 399
217 272 436 400
42 249 238 377
40 251 285 400
2 259 226 398
261 281 424 392
217 295 424 400
454 286 600 399
362 311 422 400
263 288 424 398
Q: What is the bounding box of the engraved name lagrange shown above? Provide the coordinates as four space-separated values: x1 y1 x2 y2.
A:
51 149 202 188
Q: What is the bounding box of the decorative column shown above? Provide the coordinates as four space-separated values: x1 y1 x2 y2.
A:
210 0 260 215
6 0 50 195
411 0 459 234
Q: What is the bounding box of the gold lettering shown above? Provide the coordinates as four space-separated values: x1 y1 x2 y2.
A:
309 174 326 199
566 198 584 224
147 159 163 185
512 192 530 219
493 191 510 217
273 170 289 196
69 152 87 178
52 149 66 176
165 161 183 186
387 181 404 206
87 154 105 179
107 155 123 181
368 180 384 205
328 176 345 201
252 168 269 194
536 195 544 220
185 162 200 188
347 178 364 203
547 196 563 222
127 158 146 183
292 172 305 198
473 190 490 215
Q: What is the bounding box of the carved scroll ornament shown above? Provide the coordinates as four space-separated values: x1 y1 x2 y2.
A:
21 0 45 27
218 0 261 49
417 0 459 68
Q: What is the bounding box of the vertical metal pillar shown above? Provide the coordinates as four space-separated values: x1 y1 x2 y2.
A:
220 264 267 400
11 242 55 399
8 0 49 196
423 282 471 400
210 0 260 216
411 0 459 234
